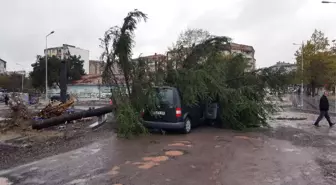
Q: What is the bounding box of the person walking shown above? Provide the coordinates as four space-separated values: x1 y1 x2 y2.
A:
314 91 335 127
4 93 9 105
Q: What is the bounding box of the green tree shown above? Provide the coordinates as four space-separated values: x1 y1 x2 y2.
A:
165 33 292 129
294 29 336 94
66 55 86 81
0 73 26 91
30 55 85 89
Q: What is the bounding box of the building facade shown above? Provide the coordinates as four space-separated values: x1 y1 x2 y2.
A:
72 74 103 85
44 44 90 74
230 43 256 70
269 61 297 73
0 58 7 74
6 70 26 76
167 42 256 71
136 53 167 72
89 60 103 75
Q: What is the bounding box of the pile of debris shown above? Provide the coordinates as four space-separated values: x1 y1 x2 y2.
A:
38 97 75 119
2 93 114 131
8 93 31 120
0 93 32 132
2 95 77 131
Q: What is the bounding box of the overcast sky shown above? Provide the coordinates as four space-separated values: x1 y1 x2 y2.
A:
1 0 336 72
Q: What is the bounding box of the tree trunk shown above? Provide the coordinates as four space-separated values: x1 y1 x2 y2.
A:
32 105 115 130
312 82 316 97
60 60 67 103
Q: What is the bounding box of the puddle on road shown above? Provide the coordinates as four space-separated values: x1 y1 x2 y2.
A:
132 150 185 169
168 143 192 147
0 177 12 185
142 156 169 162
68 178 87 185
165 150 184 156
175 140 191 144
109 143 188 173
124 161 131 164
108 166 120 175
136 161 160 169
214 136 231 142
234 136 260 140
168 141 192 147
282 148 301 153
132 156 169 169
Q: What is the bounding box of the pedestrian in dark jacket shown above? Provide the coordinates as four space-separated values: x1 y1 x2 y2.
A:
4 94 9 105
314 91 334 127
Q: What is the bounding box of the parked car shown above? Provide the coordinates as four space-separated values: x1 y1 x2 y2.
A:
50 94 70 102
141 86 207 134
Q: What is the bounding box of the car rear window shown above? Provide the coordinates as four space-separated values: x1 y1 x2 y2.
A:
156 88 174 105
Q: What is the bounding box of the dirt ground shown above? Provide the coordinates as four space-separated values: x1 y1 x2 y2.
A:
1 110 336 185
0 117 116 170
0 101 114 170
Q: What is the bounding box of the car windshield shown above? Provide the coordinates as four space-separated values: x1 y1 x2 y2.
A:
156 88 174 105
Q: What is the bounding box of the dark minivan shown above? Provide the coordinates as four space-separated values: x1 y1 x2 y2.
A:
142 86 206 134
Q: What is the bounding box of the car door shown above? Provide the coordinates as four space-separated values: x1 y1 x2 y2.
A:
143 87 179 123
179 92 204 126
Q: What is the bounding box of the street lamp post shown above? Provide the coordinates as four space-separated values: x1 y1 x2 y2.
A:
332 39 336 113
45 31 55 101
293 42 304 108
15 63 24 92
322 1 336 3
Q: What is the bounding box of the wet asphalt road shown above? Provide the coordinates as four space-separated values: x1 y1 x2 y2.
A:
2 110 336 185
2 95 336 184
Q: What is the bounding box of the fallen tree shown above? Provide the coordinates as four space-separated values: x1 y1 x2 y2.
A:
32 105 115 130
99 11 293 137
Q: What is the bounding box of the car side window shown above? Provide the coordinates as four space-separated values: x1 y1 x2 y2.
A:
174 88 182 106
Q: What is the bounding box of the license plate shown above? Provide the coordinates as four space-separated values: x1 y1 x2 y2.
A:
152 111 165 116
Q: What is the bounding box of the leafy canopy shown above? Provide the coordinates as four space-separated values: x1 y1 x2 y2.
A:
294 29 336 92
30 55 85 89
165 29 291 129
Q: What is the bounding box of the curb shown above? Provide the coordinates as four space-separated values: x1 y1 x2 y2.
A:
289 108 336 117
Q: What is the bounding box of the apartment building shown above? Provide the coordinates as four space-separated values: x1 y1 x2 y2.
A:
230 43 256 70
167 42 256 71
269 61 297 73
89 60 103 75
87 60 125 85
0 58 7 74
135 53 167 72
44 44 90 74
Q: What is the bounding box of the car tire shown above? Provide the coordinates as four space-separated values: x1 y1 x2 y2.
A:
182 117 192 134
206 119 216 126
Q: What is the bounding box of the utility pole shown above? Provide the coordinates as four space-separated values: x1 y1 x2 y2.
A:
60 47 69 103
293 42 304 108
45 31 55 101
322 1 336 3
301 41 304 107
333 40 336 113
15 63 24 92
